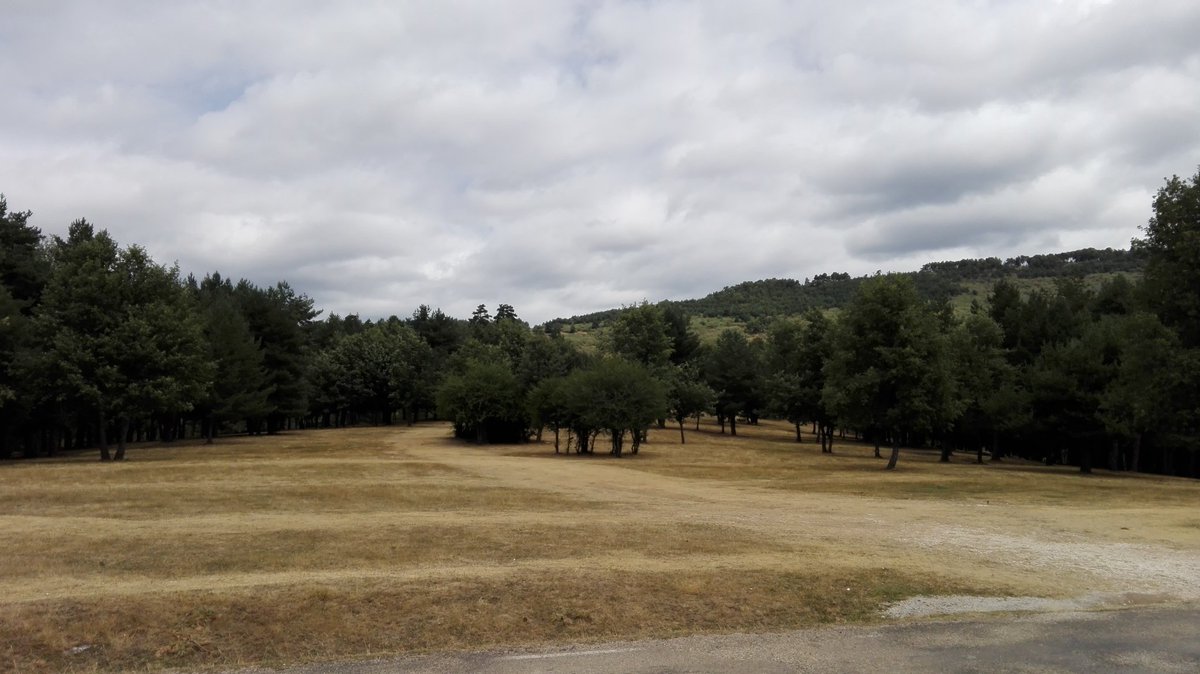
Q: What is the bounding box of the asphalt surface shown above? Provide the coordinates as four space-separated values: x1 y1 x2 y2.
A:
234 603 1200 674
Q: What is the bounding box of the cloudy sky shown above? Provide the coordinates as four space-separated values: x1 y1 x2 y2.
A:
2 1 1198 324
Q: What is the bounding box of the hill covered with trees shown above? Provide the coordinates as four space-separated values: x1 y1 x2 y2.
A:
548 247 1145 329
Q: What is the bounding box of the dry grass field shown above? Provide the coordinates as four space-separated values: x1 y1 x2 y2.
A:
3 419 1199 673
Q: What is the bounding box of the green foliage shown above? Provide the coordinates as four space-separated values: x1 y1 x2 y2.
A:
193 277 272 438
1136 166 1200 346
562 358 667 456
1 178 1198 478
605 302 673 368
517 333 584 393
329 322 432 424
235 280 317 432
666 366 714 443
823 275 956 468
436 359 526 443
704 329 764 434
1026 319 1121 472
1099 313 1188 465
948 309 1020 455
30 226 211 458
764 310 833 438
662 304 701 365
0 195 48 310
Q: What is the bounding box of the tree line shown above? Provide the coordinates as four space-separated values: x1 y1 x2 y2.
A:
1 168 1198 476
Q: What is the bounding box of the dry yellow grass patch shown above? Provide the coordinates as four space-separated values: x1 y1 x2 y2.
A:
2 421 1197 673
3 568 972 673
608 418 1200 508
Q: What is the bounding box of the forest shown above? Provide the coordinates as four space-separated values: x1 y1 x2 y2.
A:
1 168 1198 477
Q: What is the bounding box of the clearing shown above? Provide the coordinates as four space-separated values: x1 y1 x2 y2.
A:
2 420 1198 672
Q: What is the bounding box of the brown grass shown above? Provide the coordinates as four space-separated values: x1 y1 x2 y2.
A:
609 419 1200 507
2 422 1198 673
3 569 971 673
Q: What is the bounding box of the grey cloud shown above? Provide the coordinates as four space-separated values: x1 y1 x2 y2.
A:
0 1 1197 324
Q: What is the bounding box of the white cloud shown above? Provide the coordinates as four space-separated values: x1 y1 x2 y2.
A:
1 0 1198 323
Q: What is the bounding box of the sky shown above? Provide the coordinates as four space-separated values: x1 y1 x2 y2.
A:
1 1 1198 325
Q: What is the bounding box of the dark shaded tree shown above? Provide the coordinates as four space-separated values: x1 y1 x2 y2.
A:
704 329 763 436
1136 166 1200 346
436 359 526 443
823 275 955 469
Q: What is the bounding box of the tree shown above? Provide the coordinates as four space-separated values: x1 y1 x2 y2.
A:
469 303 491 324
517 332 584 415
823 275 955 469
1099 312 1187 472
101 250 212 458
661 303 701 365
387 325 436 425
1135 167 1200 346
408 304 466 356
0 195 49 310
948 310 1016 463
33 221 123 459
606 302 672 368
563 359 667 456
324 322 434 426
666 366 714 444
494 303 519 322
704 329 763 436
1029 311 1134 474
235 281 317 433
766 310 834 447
194 278 271 442
34 225 211 460
436 360 526 443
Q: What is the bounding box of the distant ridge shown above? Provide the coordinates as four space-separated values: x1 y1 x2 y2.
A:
548 247 1144 328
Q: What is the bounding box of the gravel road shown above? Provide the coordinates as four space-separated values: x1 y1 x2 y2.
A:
231 603 1200 674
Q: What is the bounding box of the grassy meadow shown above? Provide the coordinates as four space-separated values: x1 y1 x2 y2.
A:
3 419 1198 672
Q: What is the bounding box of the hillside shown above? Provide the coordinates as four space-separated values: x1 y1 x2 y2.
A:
547 247 1144 337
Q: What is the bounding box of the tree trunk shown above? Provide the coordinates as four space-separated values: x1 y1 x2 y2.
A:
114 418 130 461
678 420 686 445
885 438 900 470
554 427 561 454
729 415 737 437
98 410 111 462
695 414 701 431
794 423 802 442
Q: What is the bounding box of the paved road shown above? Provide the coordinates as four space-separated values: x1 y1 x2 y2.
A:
236 604 1200 674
